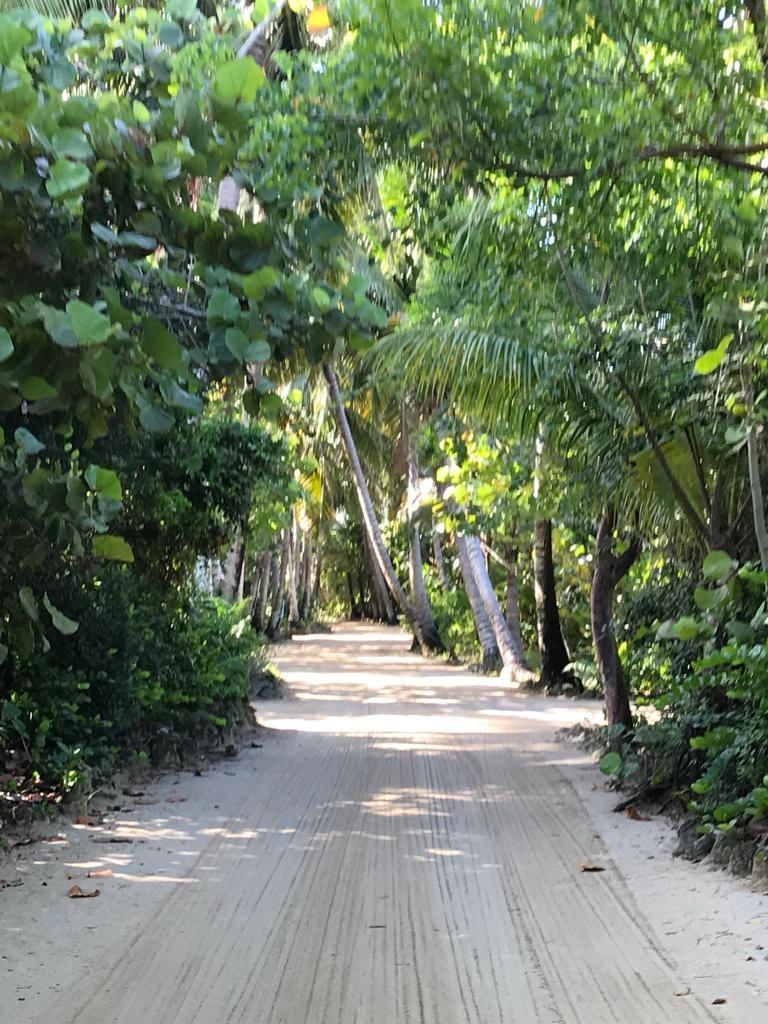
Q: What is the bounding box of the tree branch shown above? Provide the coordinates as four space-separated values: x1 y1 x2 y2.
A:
496 140 768 183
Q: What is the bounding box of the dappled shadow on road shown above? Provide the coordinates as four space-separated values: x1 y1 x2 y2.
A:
262 622 599 741
2 624 730 1024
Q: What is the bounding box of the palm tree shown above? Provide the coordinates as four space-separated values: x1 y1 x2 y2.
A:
403 402 444 652
322 361 443 653
368 187 755 720
463 535 535 684
455 533 500 670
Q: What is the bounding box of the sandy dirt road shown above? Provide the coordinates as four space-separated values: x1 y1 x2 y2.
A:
4 624 765 1022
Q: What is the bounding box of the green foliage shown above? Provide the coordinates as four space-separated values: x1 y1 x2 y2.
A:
1 574 263 791
617 557 768 829
107 417 292 583
0 4 389 662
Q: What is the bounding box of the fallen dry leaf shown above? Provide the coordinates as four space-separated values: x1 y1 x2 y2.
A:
133 798 159 806
165 796 187 804
87 868 113 879
674 988 691 997
92 837 132 845
74 815 101 827
579 862 606 873
66 885 100 899
711 997 727 1005
625 806 652 822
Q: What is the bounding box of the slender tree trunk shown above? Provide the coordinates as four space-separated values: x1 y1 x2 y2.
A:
532 428 572 686
504 543 526 654
746 426 768 570
345 572 358 619
405 410 444 652
323 362 435 651
743 367 768 571
365 531 396 624
356 569 371 619
368 564 383 621
432 532 453 591
267 548 280 620
299 534 313 620
287 543 300 626
465 535 534 684
220 526 246 602
252 550 272 632
591 510 641 731
248 551 263 614
456 533 500 670
268 533 289 637
312 543 323 608
533 519 572 686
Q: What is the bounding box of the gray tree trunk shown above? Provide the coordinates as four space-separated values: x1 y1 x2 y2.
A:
299 534 313 620
312 543 323 607
456 533 500 670
465 535 534 684
432 532 453 592
220 527 246 602
268 533 289 637
287 512 300 625
504 543 525 655
252 550 272 632
365 531 396 624
287 542 300 625
743 367 768 571
405 411 444 652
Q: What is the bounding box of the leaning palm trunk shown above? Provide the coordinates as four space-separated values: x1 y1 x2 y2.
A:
456 533 500 670
365 531 396 624
322 362 434 651
464 535 535 685
405 411 444 652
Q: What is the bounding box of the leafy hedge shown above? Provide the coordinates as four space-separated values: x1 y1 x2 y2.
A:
1 415 284 795
1 577 261 793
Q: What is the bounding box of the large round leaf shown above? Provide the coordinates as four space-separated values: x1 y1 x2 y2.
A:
702 550 735 581
46 159 90 200
213 59 266 104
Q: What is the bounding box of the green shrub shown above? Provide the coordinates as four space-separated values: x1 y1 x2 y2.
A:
1 572 263 792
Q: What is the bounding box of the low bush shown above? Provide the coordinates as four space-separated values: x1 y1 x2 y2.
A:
1 571 263 796
595 556 768 837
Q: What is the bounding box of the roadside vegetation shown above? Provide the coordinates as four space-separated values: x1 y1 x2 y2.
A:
2 1 768 864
